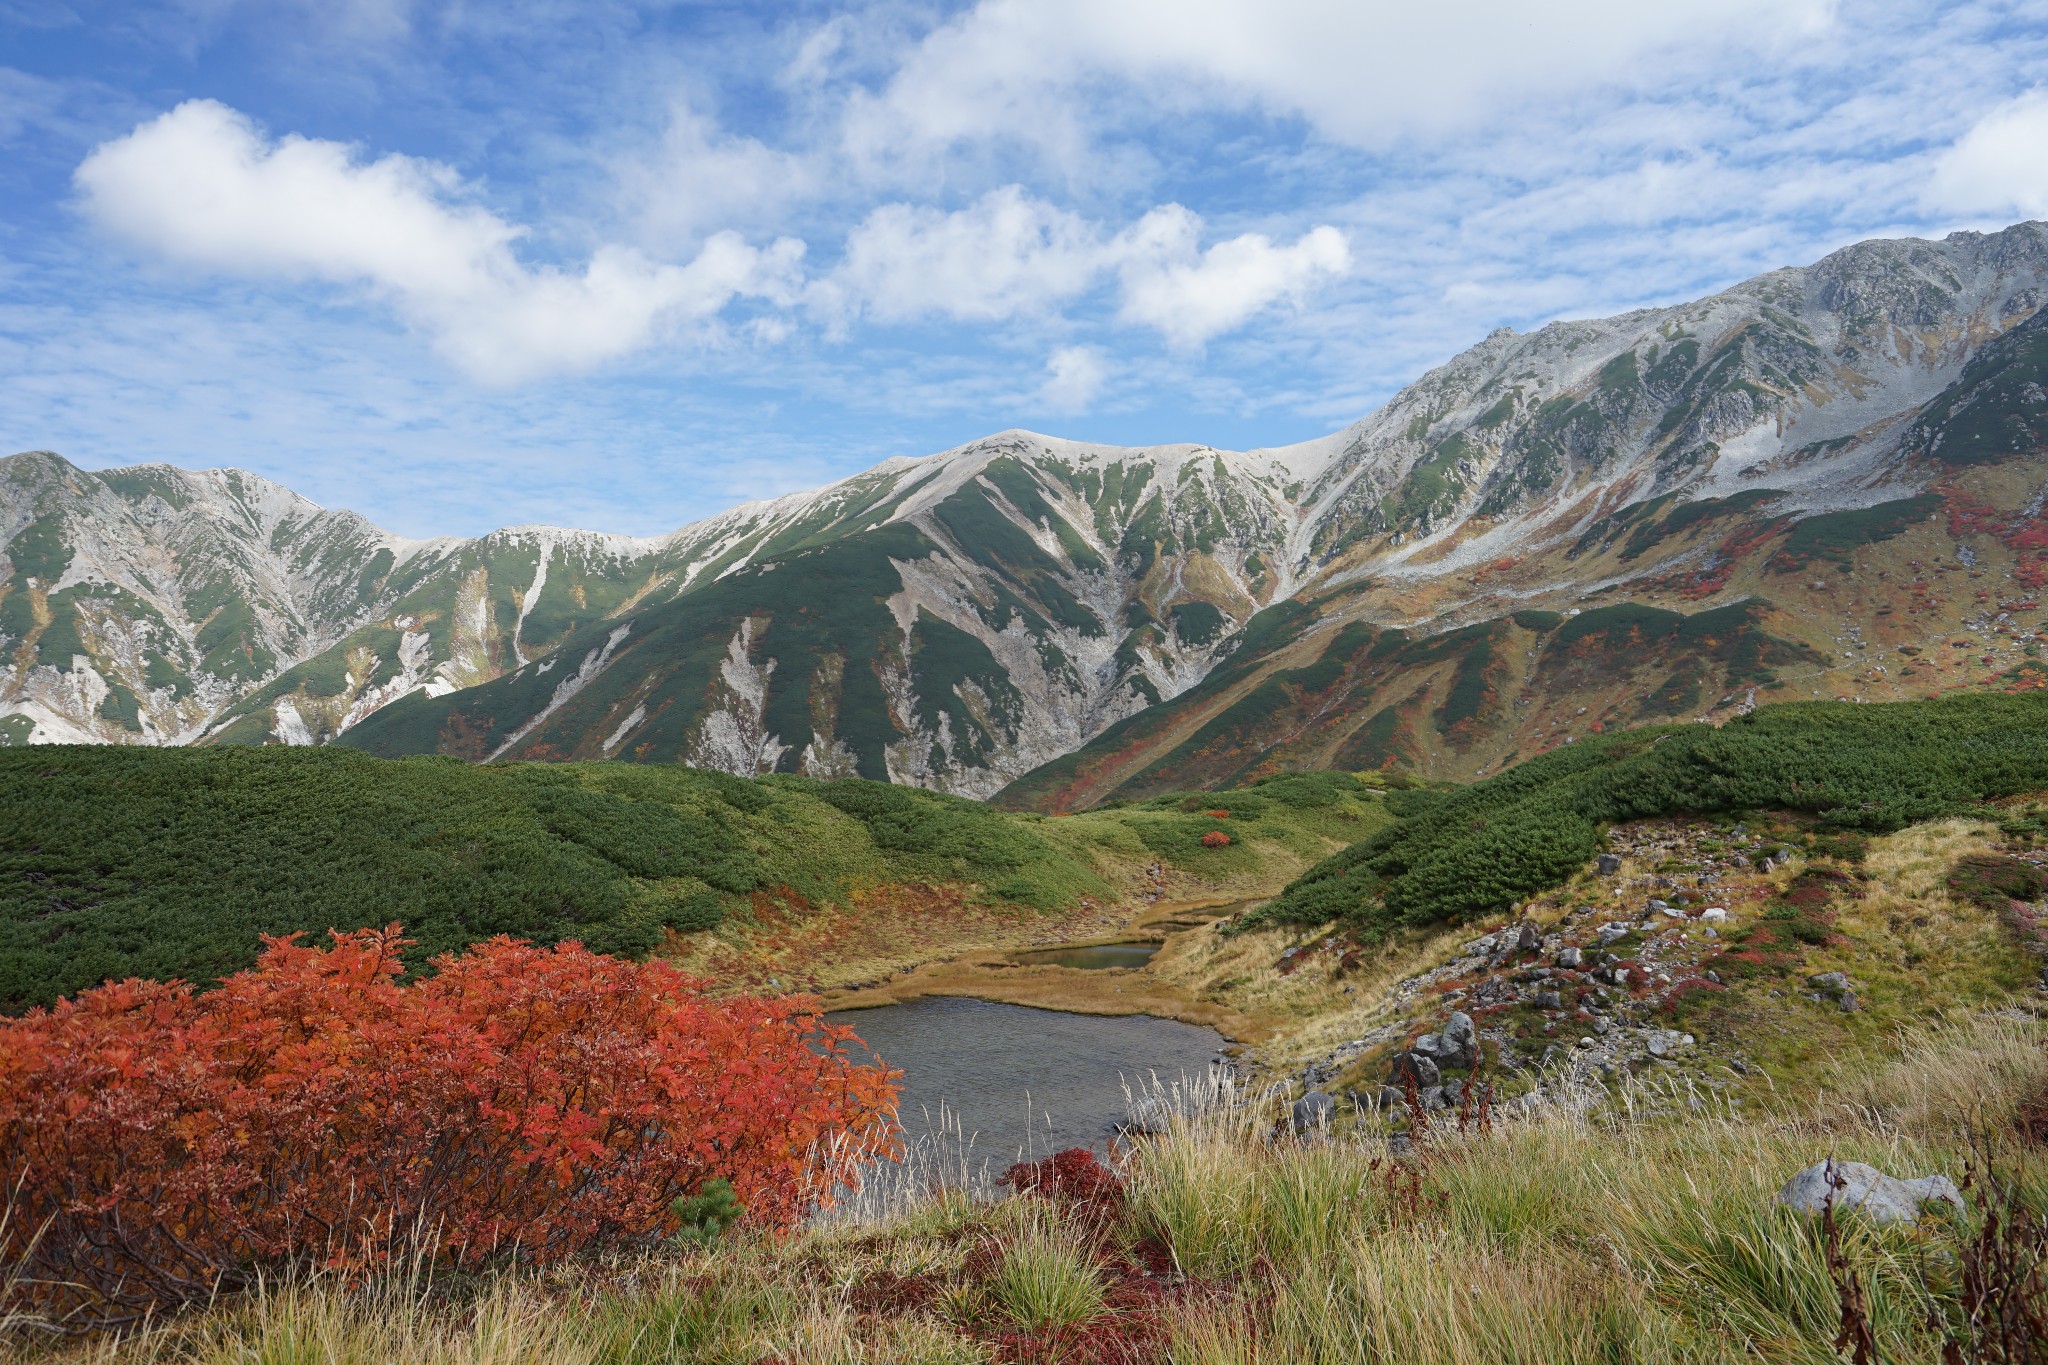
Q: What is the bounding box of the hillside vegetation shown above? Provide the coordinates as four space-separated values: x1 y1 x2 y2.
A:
1253 692 2048 934
0 748 1378 1011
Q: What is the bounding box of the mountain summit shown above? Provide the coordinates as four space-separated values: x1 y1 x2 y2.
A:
5 223 2046 798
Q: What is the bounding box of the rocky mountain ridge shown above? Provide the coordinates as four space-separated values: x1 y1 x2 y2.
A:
6 222 2047 796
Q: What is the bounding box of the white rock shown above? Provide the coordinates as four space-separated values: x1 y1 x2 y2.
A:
1776 1160 1962 1225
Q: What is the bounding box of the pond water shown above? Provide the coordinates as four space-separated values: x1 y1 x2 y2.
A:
1007 941 1160 970
826 996 1224 1165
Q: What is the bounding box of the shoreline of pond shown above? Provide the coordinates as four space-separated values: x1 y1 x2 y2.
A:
817 896 1271 1043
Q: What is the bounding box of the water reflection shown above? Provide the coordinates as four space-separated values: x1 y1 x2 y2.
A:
1007 942 1161 970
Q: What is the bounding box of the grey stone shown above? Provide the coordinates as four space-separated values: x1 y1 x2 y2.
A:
1557 946 1584 969
1417 1085 1448 1111
1597 853 1623 875
1808 972 1852 994
1515 922 1541 953
1389 1050 1441 1089
1535 990 1564 1011
1646 1030 1689 1058
1597 922 1631 946
1649 898 1672 913
1776 1160 1963 1225
1291 1090 1337 1135
1438 1011 1479 1069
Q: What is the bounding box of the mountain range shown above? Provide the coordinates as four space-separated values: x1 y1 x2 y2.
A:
5 221 2047 807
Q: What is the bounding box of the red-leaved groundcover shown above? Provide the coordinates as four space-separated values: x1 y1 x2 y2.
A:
0 926 900 1331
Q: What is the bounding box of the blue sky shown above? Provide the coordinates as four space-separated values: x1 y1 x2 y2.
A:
3 0 2047 538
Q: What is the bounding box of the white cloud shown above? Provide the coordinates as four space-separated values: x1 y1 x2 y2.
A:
1113 207 1351 348
832 185 1101 322
845 0 1834 169
621 104 818 242
1927 90 2048 218
74 100 806 384
829 185 1348 344
1038 345 1107 412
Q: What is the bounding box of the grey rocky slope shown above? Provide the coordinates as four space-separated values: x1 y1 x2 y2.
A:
6 222 2046 796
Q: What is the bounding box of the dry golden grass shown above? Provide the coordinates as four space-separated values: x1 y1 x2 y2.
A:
12 1008 2046 1365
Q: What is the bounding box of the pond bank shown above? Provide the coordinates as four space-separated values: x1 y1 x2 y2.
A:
818 897 1271 1042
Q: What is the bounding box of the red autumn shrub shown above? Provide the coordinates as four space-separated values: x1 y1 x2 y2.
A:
999 1147 1124 1212
1200 831 1231 848
1204 810 1230 820
0 926 899 1331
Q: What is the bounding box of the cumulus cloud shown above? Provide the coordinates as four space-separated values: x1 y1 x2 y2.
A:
829 185 1348 344
74 100 805 384
621 104 818 242
1113 206 1351 349
1038 345 1108 412
833 185 1101 321
845 0 1833 168
1927 90 2048 218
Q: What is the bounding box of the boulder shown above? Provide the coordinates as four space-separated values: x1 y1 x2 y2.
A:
1646 1030 1692 1058
1776 1160 1962 1225
1438 1011 1479 1069
1808 971 1861 1012
1535 990 1564 1011
1388 1050 1441 1089
1291 1090 1337 1135
1597 853 1623 875
1556 946 1584 969
1515 922 1541 953
1700 907 1728 922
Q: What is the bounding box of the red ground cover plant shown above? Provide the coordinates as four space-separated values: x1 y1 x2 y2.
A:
0 927 899 1331
1200 832 1231 848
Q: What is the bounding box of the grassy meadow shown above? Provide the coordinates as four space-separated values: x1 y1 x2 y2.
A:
9 1010 2044 1364
0 748 1382 1009
10 696 2048 1360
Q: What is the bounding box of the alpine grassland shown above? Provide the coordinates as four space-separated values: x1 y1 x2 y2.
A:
6 1010 2045 1362
9 701 2048 1359
1252 692 2048 934
0 747 1383 1010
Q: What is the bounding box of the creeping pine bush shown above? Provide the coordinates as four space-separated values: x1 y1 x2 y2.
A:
1255 693 2048 936
0 928 900 1331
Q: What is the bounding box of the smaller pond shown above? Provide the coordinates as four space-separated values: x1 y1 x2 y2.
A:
1007 941 1160 970
827 997 1223 1164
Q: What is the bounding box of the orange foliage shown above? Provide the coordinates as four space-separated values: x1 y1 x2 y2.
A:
1200 831 1232 848
0 927 899 1331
